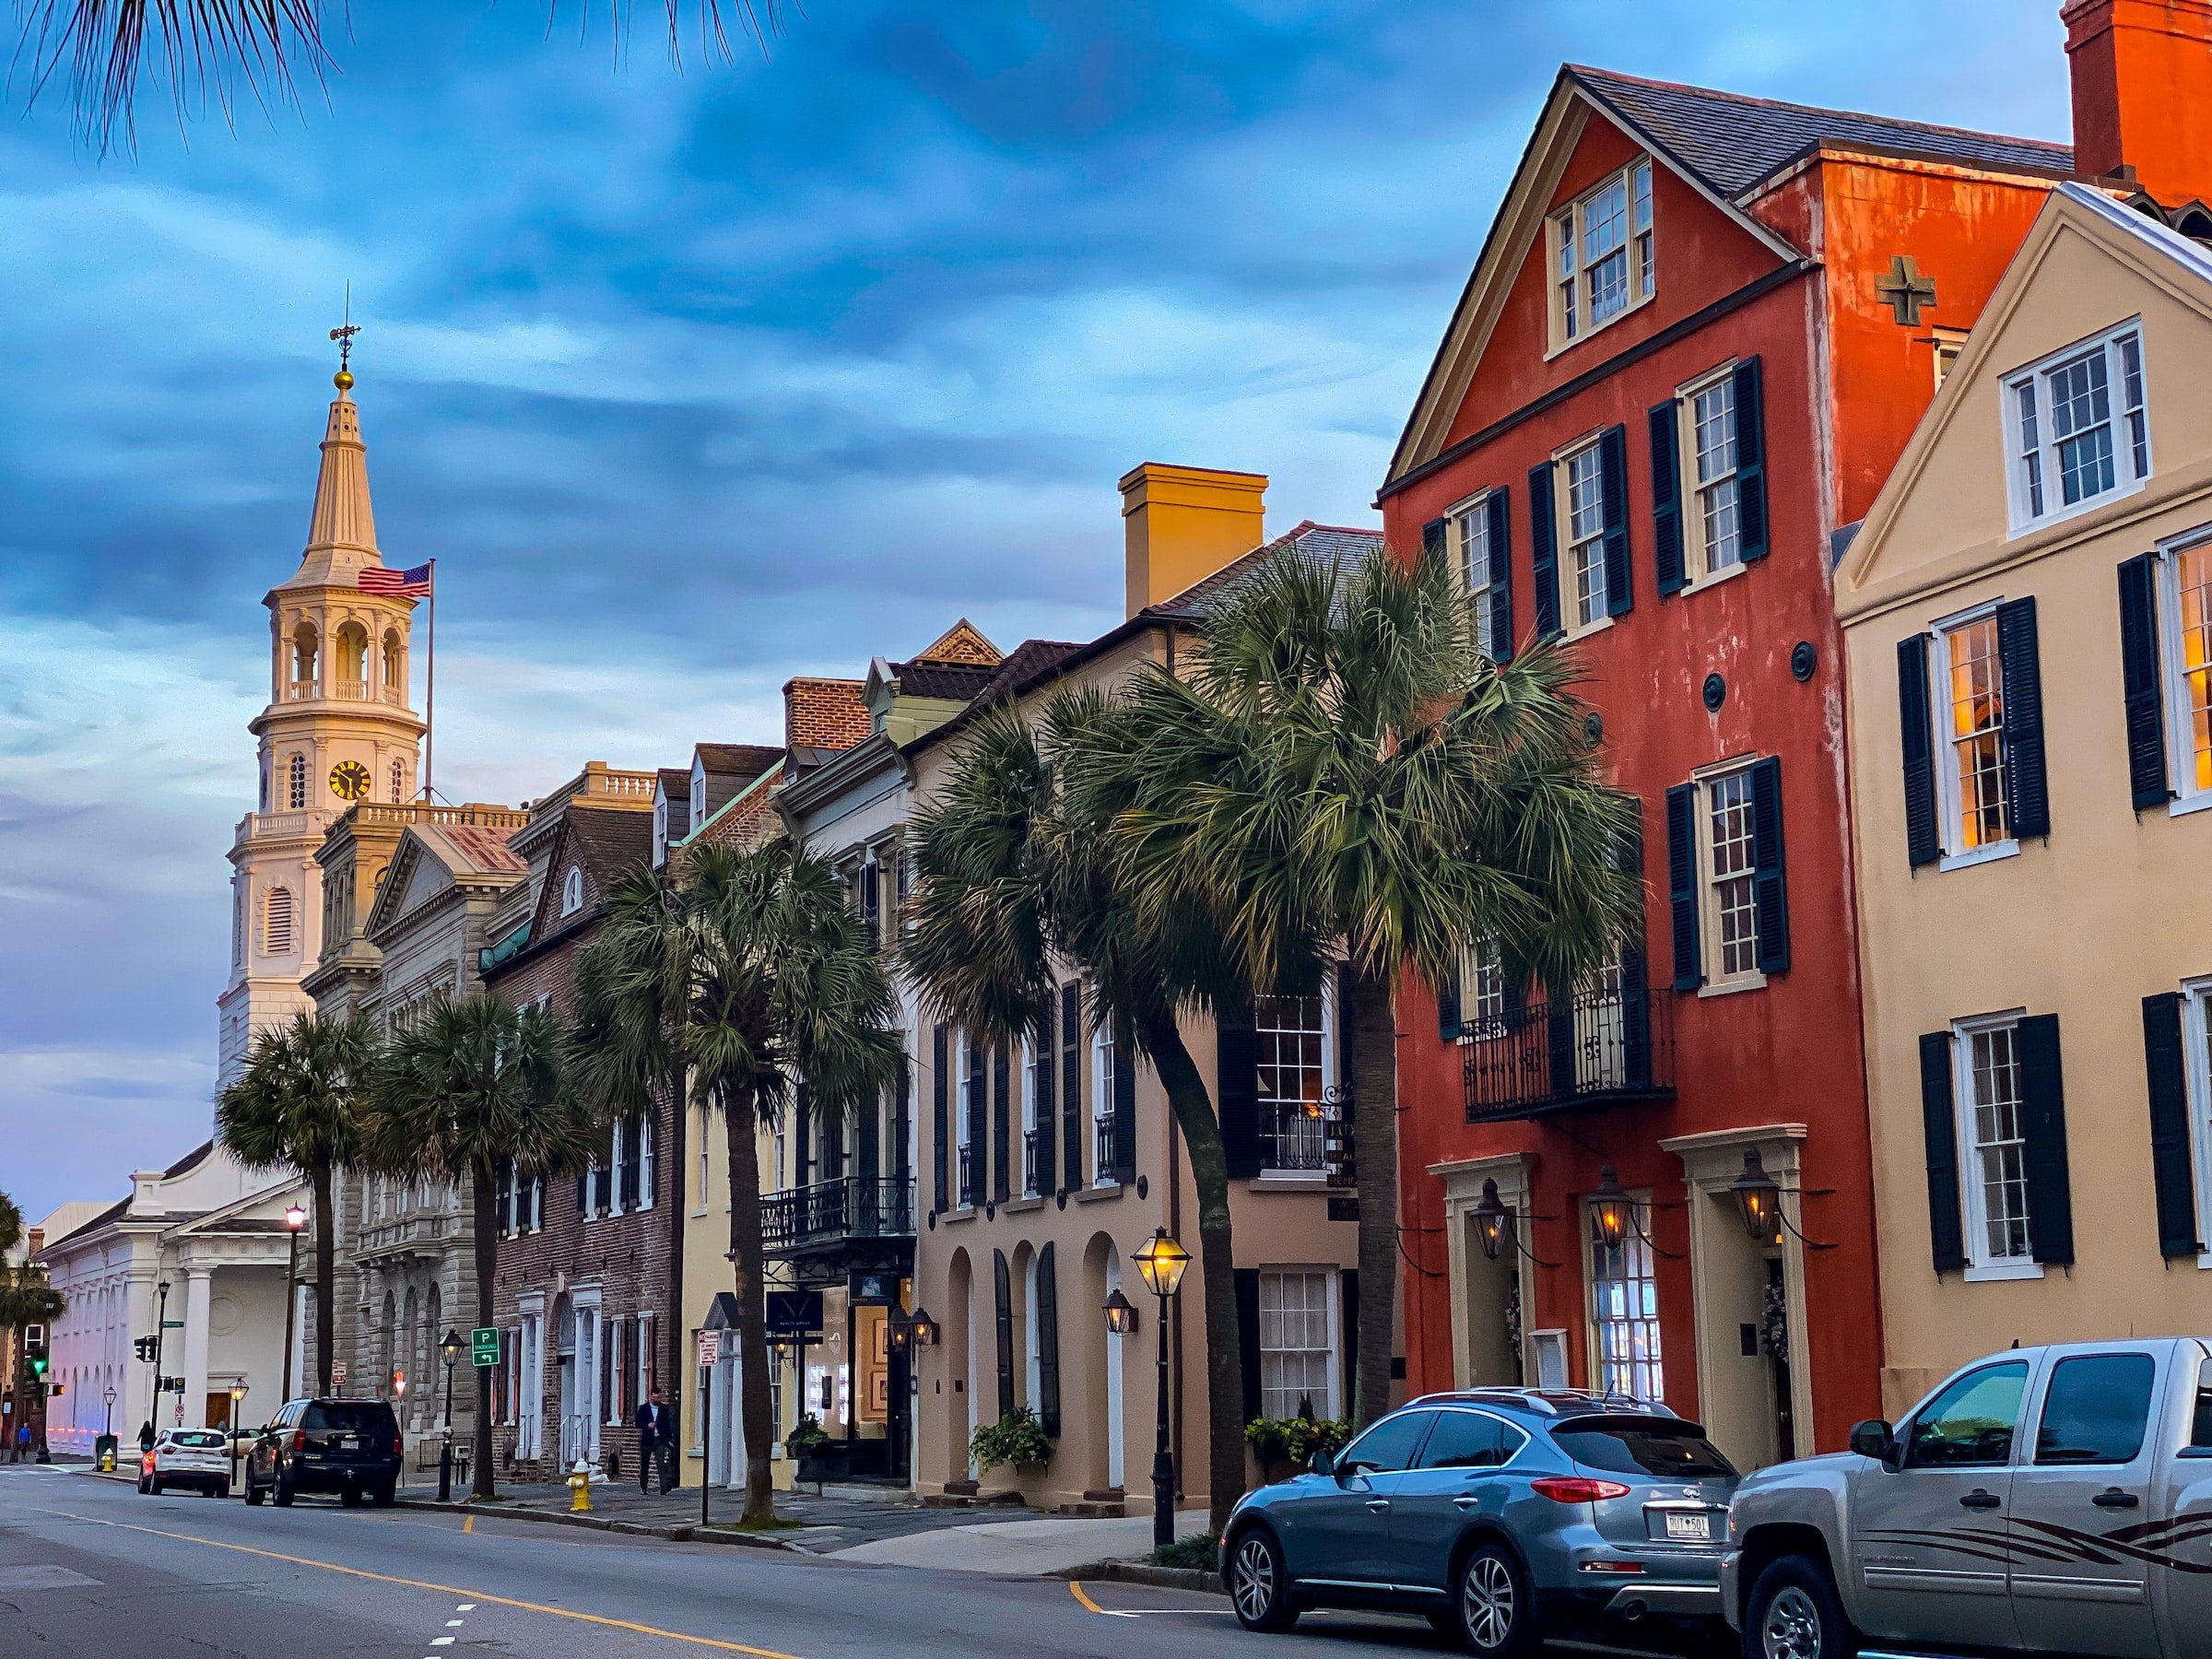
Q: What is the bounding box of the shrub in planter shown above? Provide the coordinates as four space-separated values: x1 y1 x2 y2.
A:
970 1406 1054 1474
1244 1411 1353 1481
785 1414 829 1463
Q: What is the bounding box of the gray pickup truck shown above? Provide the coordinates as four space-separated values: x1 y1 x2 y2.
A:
1721 1338 2212 1659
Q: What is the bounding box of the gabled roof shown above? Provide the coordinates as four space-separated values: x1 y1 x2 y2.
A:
695 743 782 780
886 659 1001 700
911 618 1002 666
1154 522 1384 619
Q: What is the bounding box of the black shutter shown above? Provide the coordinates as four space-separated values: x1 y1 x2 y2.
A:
1339 1269 1359 1415
794 1085 812 1189
2017 1013 2075 1265
1650 399 1686 595
1665 782 1702 990
993 1250 1015 1418
965 1036 987 1206
1112 1018 1137 1184
1218 1006 1263 1181
2143 994 2202 1257
1600 423 1633 618
577 1172 588 1215
1486 488 1514 663
893 1050 912 1181
858 1081 880 1183
1437 963 1463 1043
594 1158 612 1216
1618 806 1652 1088
1061 982 1082 1192
1035 1243 1061 1437
1919 1031 1967 1272
1033 999 1057 1198
1235 1269 1263 1424
1997 597 2050 840
1421 515 1447 568
1748 756 1790 974
1529 462 1560 638
619 1125 641 1208
860 861 879 952
932 1025 949 1215
2118 554 2171 809
992 1044 1012 1204
1733 357 1769 563
1898 635 1941 867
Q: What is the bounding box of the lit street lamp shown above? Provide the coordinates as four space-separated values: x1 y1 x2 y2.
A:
280 1205 307 1403
438 1330 464 1502
1129 1229 1190 1551
102 1385 116 1437
228 1382 248 1496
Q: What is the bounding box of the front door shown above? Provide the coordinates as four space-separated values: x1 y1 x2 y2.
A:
1850 1359 2030 1648
1288 1410 1433 1588
2008 1350 2164 1658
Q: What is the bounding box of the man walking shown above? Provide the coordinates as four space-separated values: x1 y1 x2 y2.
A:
633 1386 673 1495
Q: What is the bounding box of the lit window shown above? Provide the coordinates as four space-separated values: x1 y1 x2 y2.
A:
1254 994 1330 1172
2178 545 2212 794
1940 614 2010 853
1932 328 1968 387
1258 1269 1337 1420
1957 1018 2032 1265
561 866 584 917
2005 323 2148 532
1550 159 1656 348
1590 1214 1663 1402
1564 443 1607 627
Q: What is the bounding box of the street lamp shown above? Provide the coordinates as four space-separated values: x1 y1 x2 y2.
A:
102 1385 116 1437
152 1279 172 1430
1129 1230 1190 1550
1473 1178 1514 1262
280 1205 307 1403
228 1382 247 1496
905 1307 939 1348
1729 1148 1783 1244
438 1330 463 1502
1588 1166 1632 1253
1101 1289 1137 1335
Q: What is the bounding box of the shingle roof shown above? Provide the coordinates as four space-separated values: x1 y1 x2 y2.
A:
163 1141 214 1180
429 823 528 877
1570 66 2072 202
565 806 653 884
1154 522 1386 620
971 639 1084 707
695 743 782 780
888 660 1002 700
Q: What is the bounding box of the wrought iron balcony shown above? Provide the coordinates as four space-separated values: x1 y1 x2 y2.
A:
1463 983 1673 1123
760 1176 916 1255
1258 1100 1328 1171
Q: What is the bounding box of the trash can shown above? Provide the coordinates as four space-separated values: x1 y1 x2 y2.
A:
94 1434 117 1474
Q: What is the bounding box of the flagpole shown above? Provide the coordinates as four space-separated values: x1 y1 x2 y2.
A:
423 560 436 804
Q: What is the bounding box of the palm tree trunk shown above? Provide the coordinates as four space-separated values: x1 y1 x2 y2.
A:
1345 961 1400 1430
312 1159 336 1397
471 1165 499 1500
1139 1013 1246 1532
723 1082 777 1525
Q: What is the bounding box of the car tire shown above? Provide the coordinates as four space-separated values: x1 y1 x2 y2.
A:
273 1477 295 1508
1451 1541 1536 1658
340 1486 363 1509
1744 1555 1853 1659
244 1479 265 1507
371 1482 396 1508
1225 1527 1300 1633
148 1477 164 1498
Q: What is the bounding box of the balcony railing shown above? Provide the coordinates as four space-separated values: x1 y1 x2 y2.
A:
1094 1114 1115 1182
761 1177 916 1254
1258 1100 1328 1171
1463 983 1674 1123
285 679 321 700
1023 1128 1040 1197
335 678 371 700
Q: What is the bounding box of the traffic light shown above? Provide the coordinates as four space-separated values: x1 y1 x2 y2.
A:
26 1345 47 1380
134 1335 157 1364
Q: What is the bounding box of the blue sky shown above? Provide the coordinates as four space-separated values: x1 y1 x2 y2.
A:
0 0 2071 1222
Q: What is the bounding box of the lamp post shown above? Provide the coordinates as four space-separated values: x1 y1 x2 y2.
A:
228 1382 247 1496
1129 1229 1190 1551
151 1279 172 1430
438 1330 463 1503
102 1385 116 1438
280 1205 307 1403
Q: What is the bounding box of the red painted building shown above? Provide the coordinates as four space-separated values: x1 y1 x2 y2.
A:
1379 63 2072 1466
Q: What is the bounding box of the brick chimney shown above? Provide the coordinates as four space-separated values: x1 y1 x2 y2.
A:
1118 463 1266 620
2065 0 2212 204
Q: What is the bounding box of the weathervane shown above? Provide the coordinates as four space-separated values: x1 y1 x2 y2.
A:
329 283 359 391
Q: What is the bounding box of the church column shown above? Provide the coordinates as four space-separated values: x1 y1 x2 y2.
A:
180 1265 215 1429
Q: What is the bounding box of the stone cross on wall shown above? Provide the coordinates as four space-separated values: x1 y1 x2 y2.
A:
1876 255 1938 326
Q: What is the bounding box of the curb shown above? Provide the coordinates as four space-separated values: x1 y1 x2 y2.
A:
394 1496 805 1551
1061 1559 1227 1596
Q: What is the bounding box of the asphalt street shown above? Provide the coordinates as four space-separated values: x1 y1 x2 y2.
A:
0 1464 1731 1659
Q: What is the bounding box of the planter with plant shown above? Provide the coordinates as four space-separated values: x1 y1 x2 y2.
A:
969 1406 1054 1476
1244 1410 1352 1482
785 1414 830 1480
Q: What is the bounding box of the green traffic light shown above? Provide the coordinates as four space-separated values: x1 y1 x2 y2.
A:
28 1352 48 1377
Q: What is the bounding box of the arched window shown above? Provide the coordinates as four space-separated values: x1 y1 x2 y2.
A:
288 753 308 810
391 758 406 803
561 866 584 917
291 622 319 690
335 623 369 698
264 886 294 956
382 629 404 697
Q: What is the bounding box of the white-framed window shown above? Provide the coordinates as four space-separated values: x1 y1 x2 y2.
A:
695 1103 711 1213
1548 157 1655 349
957 1033 980 1204
1931 606 2016 865
263 886 295 956
1704 768 1759 982
653 797 669 866
1452 491 1496 648
1091 1019 1118 1186
2159 533 2212 806
1257 1267 1339 1420
2177 982 2212 1262
1561 439 1607 628
1680 364 1744 579
636 1114 655 1210
1457 937 1509 1041
1952 1013 2038 1278
1254 992 1332 1173
560 865 584 917
610 1121 628 1216
1019 1034 1040 1197
1589 1211 1664 1402
1933 327 1969 388
2005 320 2148 535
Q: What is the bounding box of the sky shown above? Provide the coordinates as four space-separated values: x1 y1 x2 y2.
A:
0 0 2075 1223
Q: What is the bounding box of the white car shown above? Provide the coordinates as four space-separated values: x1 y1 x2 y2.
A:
138 1428 231 1497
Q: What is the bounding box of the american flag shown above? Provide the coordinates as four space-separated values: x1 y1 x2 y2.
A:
358 561 432 597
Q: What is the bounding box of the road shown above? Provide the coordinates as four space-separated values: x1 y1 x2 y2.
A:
0 1464 1731 1659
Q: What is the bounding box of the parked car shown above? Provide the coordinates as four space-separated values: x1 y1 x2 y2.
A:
1220 1388 1740 1653
242 1397 403 1509
1724 1337 2212 1659
137 1428 231 1497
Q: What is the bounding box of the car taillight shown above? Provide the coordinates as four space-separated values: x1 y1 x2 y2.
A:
393 1432 405 1457
1531 1476 1632 1503
291 1429 307 1454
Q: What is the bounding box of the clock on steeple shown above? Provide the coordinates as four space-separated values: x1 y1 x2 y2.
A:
330 759 371 801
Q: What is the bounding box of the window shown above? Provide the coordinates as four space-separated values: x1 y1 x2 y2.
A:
263 886 294 956
1933 327 1968 387
636 1115 654 1209
382 629 404 695
1092 1020 1118 1185
958 1034 982 1206
560 866 584 917
1339 1410 1434 1476
653 798 669 866
1705 770 1758 981
1590 1215 1663 1402
1956 1017 2032 1268
1418 1409 1524 1470
1563 441 1607 628
2005 323 2148 532
1906 1360 2029 1468
1672 759 1787 992
1688 371 1743 576
1941 614 2010 853
1020 1035 1040 1196
1454 494 1496 648
390 759 406 803
2035 1353 2156 1465
1459 937 1508 1040
288 753 308 810
1901 599 2046 868
1254 994 1330 1171
1553 1422 1734 1477
1549 159 1655 347
1258 1268 1336 1420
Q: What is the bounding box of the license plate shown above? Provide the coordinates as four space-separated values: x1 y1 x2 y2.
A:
336 1435 356 1450
1664 1511 1712 1541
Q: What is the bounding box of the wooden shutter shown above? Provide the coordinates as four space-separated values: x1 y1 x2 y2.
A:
1897 635 1941 867
1235 1269 1263 1423
1035 1243 1062 1437
993 1250 1015 1418
1547 992 1577 1098
1997 597 2051 840
992 1044 1012 1204
1421 515 1447 569
1033 998 1057 1197
860 861 880 952
1665 782 1702 991
1486 488 1514 663
1618 802 1652 1088
1112 1018 1137 1184
893 1050 912 1181
932 1025 949 1215
2018 1014 2075 1265
1061 982 1083 1192
1918 1031 1967 1272
1528 461 1560 637
1599 423 1633 617
857 1080 880 1183
1436 961 1463 1043
793 1086 812 1189
2118 554 2171 809
965 1036 988 1206
1650 399 1686 595
1748 756 1790 974
2142 994 2203 1257
1733 356 1769 563
1218 1006 1262 1181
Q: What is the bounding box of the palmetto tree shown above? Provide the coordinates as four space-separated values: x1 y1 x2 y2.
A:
569 840 900 1525
901 689 1257 1528
0 1191 67 1450
1109 540 1639 1428
365 992 596 1500
217 1009 377 1397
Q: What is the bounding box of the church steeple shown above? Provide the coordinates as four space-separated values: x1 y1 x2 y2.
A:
288 360 382 589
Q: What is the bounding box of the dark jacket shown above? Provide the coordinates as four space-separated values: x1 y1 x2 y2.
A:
634 1401 671 1444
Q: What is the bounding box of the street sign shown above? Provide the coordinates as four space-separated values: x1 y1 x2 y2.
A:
470 1326 500 1369
696 1329 720 1368
331 1361 347 1389
161 1321 184 1329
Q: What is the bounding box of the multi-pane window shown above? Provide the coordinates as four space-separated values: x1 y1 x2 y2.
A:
1707 771 1758 979
1590 1220 1663 1403
288 753 308 810
1564 443 1607 627
1959 1020 2031 1265
1453 497 1494 648
1092 1022 1118 1185
1550 159 1655 347
1258 1269 1335 1420
2170 542 2212 795
1459 938 1507 1041
561 866 584 917
2006 324 2148 530
1255 994 1329 1171
1690 375 1742 575
1941 616 2010 850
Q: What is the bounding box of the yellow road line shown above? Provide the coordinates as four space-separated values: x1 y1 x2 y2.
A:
52 1510 800 1657
1069 1581 1135 1618
462 1514 474 1535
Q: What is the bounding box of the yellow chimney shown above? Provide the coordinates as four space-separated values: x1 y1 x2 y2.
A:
1118 463 1267 619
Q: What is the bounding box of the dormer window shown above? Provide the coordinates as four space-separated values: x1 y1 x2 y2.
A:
1548 158 1655 351
560 866 584 917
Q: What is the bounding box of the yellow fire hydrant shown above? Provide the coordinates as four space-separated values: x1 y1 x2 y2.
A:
569 1460 593 1513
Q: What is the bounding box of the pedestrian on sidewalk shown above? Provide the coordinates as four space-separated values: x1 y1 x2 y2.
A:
138 1420 155 1456
633 1387 673 1495
14 1422 30 1463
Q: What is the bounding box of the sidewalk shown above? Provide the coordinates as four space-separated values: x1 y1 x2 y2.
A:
826 1508 1210 1574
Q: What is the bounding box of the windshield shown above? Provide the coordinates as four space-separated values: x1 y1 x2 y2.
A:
168 1430 226 1451
303 1403 396 1435
1555 1422 1736 1479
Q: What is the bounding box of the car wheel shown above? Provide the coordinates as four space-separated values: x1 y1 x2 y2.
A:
1453 1542 1535 1657
1745 1556 1853 1659
148 1477 164 1498
273 1478 295 1508
371 1482 396 1508
244 1479 265 1507
1225 1527 1299 1633
340 1486 363 1509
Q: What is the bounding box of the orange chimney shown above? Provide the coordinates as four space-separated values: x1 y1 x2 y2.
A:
1118 463 1267 619
2065 0 2212 204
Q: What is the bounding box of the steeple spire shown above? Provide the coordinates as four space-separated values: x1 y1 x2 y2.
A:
288 331 381 586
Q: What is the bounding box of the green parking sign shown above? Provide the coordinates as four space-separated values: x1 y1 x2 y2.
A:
471 1326 500 1368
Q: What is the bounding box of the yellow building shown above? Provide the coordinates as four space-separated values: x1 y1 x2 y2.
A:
1839 182 2212 1415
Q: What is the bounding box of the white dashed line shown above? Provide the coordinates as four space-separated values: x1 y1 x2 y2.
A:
431 1641 454 1648
455 1603 475 1610
446 1619 464 1627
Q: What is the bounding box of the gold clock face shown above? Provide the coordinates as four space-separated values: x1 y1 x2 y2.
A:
330 760 371 801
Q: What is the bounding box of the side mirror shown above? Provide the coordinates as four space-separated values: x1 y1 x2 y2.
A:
1308 1448 1335 1478
1849 1418 1900 1468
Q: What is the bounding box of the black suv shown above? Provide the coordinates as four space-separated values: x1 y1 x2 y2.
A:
243 1398 403 1509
